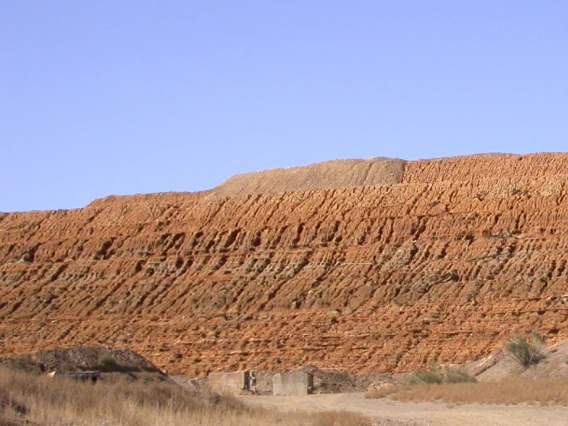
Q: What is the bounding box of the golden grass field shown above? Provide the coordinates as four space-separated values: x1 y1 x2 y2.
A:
5 340 568 426
365 380 568 406
0 366 370 426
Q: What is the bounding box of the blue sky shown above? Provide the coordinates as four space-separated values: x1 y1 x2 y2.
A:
2 1 567 212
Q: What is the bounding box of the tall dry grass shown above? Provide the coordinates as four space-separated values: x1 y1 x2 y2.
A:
366 380 568 406
0 367 370 426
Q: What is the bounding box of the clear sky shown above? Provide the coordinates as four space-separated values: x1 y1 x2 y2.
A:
2 1 567 212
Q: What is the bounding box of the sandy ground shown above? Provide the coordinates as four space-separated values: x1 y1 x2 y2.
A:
240 392 568 426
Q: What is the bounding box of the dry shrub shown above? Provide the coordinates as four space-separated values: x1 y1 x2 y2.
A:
0 386 28 426
1 356 41 375
443 369 477 384
59 361 76 373
307 410 371 426
0 366 372 426
409 365 476 385
384 381 568 406
97 350 118 370
364 385 399 399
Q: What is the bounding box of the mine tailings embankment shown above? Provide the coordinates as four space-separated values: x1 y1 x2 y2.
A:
1 153 568 376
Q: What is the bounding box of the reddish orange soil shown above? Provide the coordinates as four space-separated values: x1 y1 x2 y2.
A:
2 153 568 377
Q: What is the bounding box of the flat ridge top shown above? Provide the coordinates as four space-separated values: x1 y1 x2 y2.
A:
209 157 407 197
210 152 568 197
61 152 568 210
403 152 568 184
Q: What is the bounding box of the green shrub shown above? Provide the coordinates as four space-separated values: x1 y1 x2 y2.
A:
411 365 476 385
414 367 443 384
505 330 545 368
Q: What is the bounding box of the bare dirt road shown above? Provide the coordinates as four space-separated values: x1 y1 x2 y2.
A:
240 393 568 425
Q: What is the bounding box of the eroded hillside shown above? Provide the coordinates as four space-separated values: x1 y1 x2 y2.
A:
2 153 568 376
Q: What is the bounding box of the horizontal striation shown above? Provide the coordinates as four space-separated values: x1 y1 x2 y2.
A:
1 154 568 376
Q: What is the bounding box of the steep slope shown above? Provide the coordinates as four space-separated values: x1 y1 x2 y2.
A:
1 153 568 377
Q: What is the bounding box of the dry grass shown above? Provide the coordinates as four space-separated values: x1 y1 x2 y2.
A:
364 385 400 400
366 380 568 406
0 366 370 426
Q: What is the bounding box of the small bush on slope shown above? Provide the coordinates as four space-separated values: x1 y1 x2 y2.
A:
505 330 545 368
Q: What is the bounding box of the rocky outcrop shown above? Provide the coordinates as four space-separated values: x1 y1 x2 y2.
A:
2 153 568 377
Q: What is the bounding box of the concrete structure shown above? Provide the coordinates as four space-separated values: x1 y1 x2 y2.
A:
273 372 313 396
208 371 249 395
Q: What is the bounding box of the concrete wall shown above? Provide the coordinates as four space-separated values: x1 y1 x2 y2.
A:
273 372 313 396
208 371 249 395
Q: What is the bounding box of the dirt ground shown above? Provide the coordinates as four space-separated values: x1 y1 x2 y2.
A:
240 392 568 426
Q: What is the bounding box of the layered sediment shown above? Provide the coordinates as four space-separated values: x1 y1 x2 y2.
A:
2 153 568 376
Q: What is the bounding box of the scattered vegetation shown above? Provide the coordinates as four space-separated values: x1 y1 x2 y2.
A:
364 385 400 400
1 356 41 374
505 330 545 368
97 349 118 368
365 351 568 407
365 365 476 402
59 361 76 373
0 366 371 426
390 380 568 406
410 364 476 385
366 379 568 406
365 357 568 406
